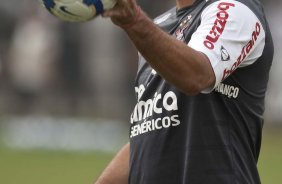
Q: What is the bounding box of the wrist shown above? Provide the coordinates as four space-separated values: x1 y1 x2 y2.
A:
120 6 142 29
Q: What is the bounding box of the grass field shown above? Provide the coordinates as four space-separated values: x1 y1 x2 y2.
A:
0 128 281 184
0 149 114 184
258 128 282 183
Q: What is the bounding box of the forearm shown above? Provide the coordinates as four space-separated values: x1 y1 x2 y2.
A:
103 0 215 94
123 9 214 95
95 143 130 184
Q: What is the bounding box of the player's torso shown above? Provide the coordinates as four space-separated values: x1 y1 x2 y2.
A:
129 0 273 184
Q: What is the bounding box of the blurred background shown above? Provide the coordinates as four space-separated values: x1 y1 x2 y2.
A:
0 0 281 183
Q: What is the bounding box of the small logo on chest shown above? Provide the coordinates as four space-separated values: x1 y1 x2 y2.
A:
175 14 193 41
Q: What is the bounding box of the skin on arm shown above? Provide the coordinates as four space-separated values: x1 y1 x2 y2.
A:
103 0 215 95
95 143 130 184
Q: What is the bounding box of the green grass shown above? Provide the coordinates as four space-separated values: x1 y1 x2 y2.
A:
259 128 282 184
0 148 113 184
0 128 281 184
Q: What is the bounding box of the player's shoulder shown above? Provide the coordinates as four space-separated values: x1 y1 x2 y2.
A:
203 0 256 18
202 0 266 26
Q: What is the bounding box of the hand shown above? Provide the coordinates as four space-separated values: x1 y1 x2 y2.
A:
102 0 141 28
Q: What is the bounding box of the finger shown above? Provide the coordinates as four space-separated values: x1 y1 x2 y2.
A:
117 0 128 6
127 0 137 8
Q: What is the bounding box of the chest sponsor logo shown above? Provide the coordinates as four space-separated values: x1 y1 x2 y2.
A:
214 83 239 99
204 2 235 50
222 22 262 81
135 85 146 101
130 86 181 138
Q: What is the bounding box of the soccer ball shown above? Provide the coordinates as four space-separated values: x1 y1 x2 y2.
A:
41 0 117 22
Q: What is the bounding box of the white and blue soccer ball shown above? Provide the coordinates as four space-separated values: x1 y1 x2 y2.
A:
41 0 117 22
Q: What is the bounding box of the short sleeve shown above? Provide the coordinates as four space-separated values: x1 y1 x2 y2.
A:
188 0 266 93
